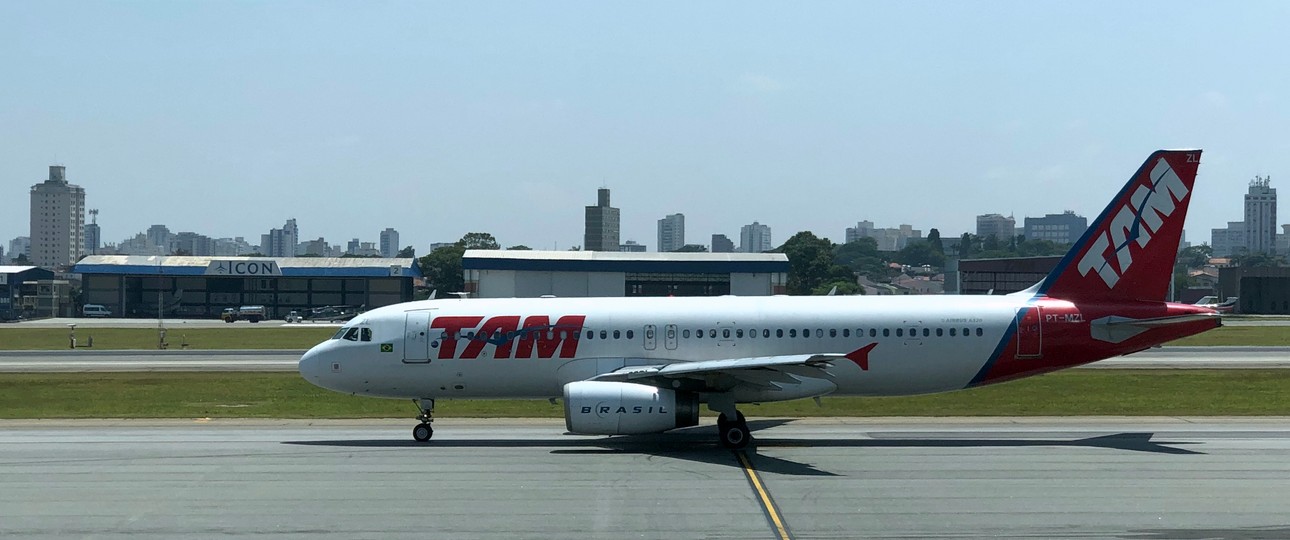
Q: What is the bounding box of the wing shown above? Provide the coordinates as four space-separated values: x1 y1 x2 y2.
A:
587 344 875 402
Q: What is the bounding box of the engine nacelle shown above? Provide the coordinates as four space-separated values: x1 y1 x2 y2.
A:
563 381 699 435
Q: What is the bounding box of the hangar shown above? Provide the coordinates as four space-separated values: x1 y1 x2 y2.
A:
462 250 789 298
1218 266 1290 314
73 255 421 319
956 256 1062 295
0 266 58 320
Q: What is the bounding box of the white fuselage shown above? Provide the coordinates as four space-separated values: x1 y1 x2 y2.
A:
299 294 1029 401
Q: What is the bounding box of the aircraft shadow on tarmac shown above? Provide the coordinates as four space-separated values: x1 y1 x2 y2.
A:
283 420 1203 477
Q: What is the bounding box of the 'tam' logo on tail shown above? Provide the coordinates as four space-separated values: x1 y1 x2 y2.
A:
1040 150 1201 302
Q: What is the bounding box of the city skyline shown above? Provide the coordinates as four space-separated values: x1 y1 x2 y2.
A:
3 3 1290 254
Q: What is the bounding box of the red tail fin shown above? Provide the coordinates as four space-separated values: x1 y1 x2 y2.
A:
1037 150 1201 302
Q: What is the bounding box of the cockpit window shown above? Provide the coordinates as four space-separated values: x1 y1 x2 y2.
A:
360 328 372 342
332 328 347 340
343 327 360 341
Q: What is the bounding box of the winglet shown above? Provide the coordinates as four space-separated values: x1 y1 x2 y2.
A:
844 343 877 371
1037 150 1202 302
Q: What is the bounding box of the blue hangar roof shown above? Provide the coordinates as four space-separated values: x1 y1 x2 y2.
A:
74 255 422 278
462 250 789 274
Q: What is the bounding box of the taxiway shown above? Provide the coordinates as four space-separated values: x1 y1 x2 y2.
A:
1 418 1288 539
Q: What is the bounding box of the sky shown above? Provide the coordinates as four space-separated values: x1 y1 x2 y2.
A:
3 2 1290 254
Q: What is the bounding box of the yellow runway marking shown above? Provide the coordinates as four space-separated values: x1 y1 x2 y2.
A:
736 450 793 540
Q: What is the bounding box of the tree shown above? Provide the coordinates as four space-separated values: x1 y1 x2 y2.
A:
506 245 532 250
958 233 973 259
894 240 946 268
12 254 29 265
457 232 500 250
1177 244 1213 269
834 238 892 282
774 232 857 295
397 246 416 258
927 228 944 255
418 244 466 294
673 244 708 252
1233 251 1286 268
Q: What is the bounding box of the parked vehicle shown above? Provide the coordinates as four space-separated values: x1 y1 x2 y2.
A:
221 305 267 323
284 310 303 323
82 304 112 318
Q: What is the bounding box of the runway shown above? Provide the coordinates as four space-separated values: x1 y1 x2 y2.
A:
2 418 1288 539
1 346 1288 372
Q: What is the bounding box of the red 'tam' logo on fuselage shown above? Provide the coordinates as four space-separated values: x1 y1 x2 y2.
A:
430 315 586 360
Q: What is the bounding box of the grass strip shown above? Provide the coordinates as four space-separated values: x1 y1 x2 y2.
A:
2 370 1288 419
0 324 1284 350
0 327 334 350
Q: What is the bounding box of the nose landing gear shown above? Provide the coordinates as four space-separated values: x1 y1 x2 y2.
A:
412 398 435 442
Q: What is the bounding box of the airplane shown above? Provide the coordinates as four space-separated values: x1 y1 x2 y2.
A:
299 149 1219 448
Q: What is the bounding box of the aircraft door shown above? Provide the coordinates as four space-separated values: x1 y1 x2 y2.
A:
664 324 678 350
1015 307 1043 358
643 324 657 350
403 310 435 363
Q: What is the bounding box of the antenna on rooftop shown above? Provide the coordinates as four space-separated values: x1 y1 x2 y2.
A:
89 209 99 224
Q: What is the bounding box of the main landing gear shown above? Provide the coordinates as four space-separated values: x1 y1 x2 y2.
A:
717 411 750 449
412 398 435 442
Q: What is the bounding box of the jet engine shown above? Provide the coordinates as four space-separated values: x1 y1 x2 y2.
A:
563 381 699 435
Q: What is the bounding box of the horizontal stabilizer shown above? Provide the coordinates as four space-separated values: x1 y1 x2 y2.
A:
1090 313 1221 343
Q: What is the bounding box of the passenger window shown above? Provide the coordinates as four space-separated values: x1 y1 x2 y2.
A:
802 328 810 337
600 330 608 339
586 331 594 339
896 328 903 337
976 328 984 337
869 329 877 338
626 330 634 339
736 329 744 338
709 329 717 338
815 329 823 338
950 328 957 337
789 329 797 338
882 329 890 337
343 328 360 341
963 327 970 336
613 330 621 339
683 329 691 338
936 328 943 337
763 329 770 338
830 329 837 338
842 329 849 338
722 329 730 338
776 329 784 338
922 328 929 337
360 328 372 342
695 330 703 339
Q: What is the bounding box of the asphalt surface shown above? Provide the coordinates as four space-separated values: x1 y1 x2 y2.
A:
0 346 1287 372
1 418 1288 539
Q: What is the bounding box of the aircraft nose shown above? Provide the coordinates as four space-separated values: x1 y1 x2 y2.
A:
299 344 327 385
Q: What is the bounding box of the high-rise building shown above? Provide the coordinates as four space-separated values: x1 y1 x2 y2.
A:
847 221 922 250
146 224 172 252
1211 221 1246 258
584 188 620 251
740 222 773 253
1244 176 1277 254
84 209 101 255
8 237 31 262
380 228 400 258
29 165 86 268
1023 211 1087 245
263 219 300 257
711 234 735 253
976 214 1016 242
657 213 685 252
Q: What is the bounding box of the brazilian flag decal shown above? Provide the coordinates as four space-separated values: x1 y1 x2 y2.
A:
380 343 394 353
